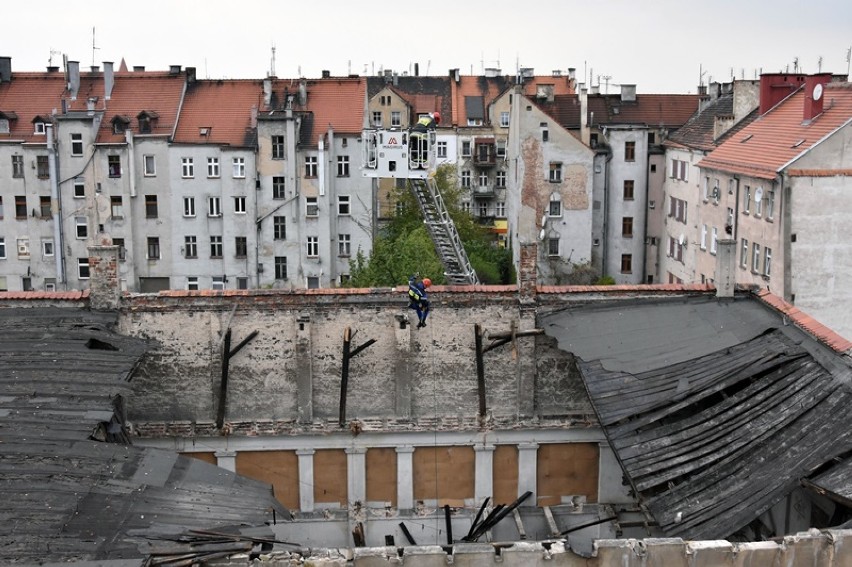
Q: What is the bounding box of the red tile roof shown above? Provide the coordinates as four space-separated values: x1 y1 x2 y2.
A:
451 75 575 126
174 80 262 147
699 83 852 180
276 77 366 147
755 289 852 352
587 94 700 128
0 73 66 143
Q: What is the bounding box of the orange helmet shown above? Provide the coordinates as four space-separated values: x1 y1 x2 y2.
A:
432 111 441 124
422 278 432 287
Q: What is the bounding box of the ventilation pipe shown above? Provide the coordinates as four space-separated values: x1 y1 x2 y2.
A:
103 61 114 100
46 124 66 285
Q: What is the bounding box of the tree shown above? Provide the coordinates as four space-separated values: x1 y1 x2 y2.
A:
349 165 515 287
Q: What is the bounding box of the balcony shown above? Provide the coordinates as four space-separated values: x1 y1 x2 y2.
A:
473 139 497 167
473 184 495 198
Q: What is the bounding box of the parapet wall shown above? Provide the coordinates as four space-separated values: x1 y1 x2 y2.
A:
211 530 852 566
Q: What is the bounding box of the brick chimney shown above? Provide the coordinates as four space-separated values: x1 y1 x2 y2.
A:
803 73 832 123
518 243 538 303
88 245 121 310
0 56 11 83
715 239 737 298
758 73 806 115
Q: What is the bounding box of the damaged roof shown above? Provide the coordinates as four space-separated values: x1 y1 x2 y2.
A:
0 308 288 564
541 293 852 540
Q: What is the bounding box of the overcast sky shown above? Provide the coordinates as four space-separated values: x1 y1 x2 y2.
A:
5 0 851 93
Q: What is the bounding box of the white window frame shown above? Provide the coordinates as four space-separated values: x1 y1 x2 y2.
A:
183 196 196 218
766 190 775 220
549 162 562 183
111 196 124 219
186 276 199 291
16 237 29 259
700 224 707 250
181 157 194 178
496 201 506 217
306 236 319 257
184 235 198 258
461 170 471 188
752 243 761 273
234 196 246 214
764 248 772 277
338 233 351 256
461 141 471 157
74 180 86 199
710 227 718 255
306 196 319 217
147 237 160 260
0 237 5 259
208 196 222 217
500 111 510 127
548 194 562 217
232 157 246 178
207 157 220 178
42 240 54 257
391 111 401 127
741 238 749 267
210 235 223 258
143 155 156 176
77 257 90 279
338 195 351 215
743 185 751 214
337 155 350 177
305 156 317 178
71 133 83 156
212 276 225 291
75 216 88 239
437 141 447 158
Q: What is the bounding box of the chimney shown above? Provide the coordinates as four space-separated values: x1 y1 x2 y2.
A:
298 79 307 106
450 68 460 82
697 84 708 96
132 65 145 72
414 62 419 76
758 73 806 115
0 56 10 83
715 239 737 298
46 66 59 73
321 70 330 79
186 67 196 84
263 78 272 107
90 65 99 73
169 64 181 75
67 60 80 99
803 73 832 123
567 67 576 81
103 61 114 100
620 84 636 102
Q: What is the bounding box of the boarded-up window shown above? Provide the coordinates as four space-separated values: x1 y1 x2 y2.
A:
536 443 599 506
366 448 397 506
492 445 519 505
413 446 474 506
182 452 216 466
236 450 299 510
314 449 348 508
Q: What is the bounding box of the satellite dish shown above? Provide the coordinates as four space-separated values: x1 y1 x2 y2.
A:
678 234 685 246
541 214 548 227
539 228 546 241
813 83 823 101
754 188 763 202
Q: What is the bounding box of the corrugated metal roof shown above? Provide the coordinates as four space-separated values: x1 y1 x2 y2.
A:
0 308 288 564
541 295 852 540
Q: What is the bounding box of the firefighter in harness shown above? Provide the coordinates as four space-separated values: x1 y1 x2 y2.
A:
410 111 440 168
408 274 432 328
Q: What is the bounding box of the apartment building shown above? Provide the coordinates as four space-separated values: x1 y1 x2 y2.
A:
697 74 852 339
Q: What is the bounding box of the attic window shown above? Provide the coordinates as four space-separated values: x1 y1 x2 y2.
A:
112 116 131 134
199 127 210 136
740 134 753 143
33 121 46 135
791 139 805 148
0 119 8 134
613 107 620 115
137 110 159 134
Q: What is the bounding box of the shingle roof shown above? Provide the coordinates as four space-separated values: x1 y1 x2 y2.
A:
699 82 852 179
0 308 287 564
665 94 735 151
174 79 262 147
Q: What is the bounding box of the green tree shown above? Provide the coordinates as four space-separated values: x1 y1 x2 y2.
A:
349 165 515 287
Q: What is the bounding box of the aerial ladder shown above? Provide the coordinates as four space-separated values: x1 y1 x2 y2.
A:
362 127 479 285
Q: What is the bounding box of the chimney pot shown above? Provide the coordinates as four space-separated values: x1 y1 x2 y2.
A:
321 70 330 78
133 65 145 72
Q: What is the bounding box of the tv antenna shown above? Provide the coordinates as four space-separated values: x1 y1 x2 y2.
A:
91 27 100 67
269 43 276 77
600 75 612 94
48 48 62 67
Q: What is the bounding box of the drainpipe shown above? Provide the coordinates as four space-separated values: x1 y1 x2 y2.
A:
46 124 66 285
601 149 613 278
125 130 136 197
642 149 651 284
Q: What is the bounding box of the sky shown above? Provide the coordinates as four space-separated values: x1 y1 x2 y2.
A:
5 0 851 93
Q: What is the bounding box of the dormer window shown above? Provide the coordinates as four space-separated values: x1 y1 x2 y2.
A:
137 110 159 134
32 116 49 135
0 111 17 134
112 115 131 134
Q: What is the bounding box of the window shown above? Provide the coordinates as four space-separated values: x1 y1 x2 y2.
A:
237 277 248 290
479 202 488 217
39 196 51 218
752 243 761 272
338 233 351 256
74 179 85 198
496 139 507 158
700 224 707 250
726 207 735 234
711 227 718 255
0 237 5 258
391 111 401 127
547 237 560 256
183 196 196 217
184 236 197 258
272 135 285 159
208 196 221 217
754 188 763 217
272 176 286 199
110 196 123 218
338 195 351 215
668 237 684 263
669 158 688 181
42 239 54 257
764 248 772 277
548 195 562 217
371 111 382 127
478 171 489 189
34 121 46 135
305 156 317 178
207 157 220 178
15 196 27 219
621 254 632 273
496 170 506 188
306 236 319 257
275 256 288 280
461 141 471 157
337 155 350 177
147 237 160 260
235 236 247 258
500 111 510 127
669 197 687 223
16 237 29 258
145 195 158 218
44 278 55 291
108 155 121 178
234 196 246 214
113 237 126 261
743 185 751 214
12 155 23 178
37 155 49 178
273 216 286 239
437 141 447 158
766 190 776 220
0 276 6 291
648 132 656 145
143 155 156 176
549 162 562 183
210 235 223 258
712 179 721 203
623 180 634 200
212 276 225 291
703 176 710 200
461 170 471 188
496 201 506 217
187 276 199 291
0 196 3 219
622 217 633 237
232 157 245 178
542 129 549 142
624 141 636 162
306 196 319 217
71 133 83 156
741 238 749 267
78 257 90 279
181 157 194 178
461 201 470 214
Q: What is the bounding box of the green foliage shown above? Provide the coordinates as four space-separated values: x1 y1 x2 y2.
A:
595 275 616 285
348 165 515 287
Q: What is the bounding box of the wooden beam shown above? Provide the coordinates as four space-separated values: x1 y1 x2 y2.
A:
444 504 453 545
512 508 526 540
542 505 560 537
475 324 486 417
485 329 544 340
216 328 232 429
399 522 417 545
339 327 352 427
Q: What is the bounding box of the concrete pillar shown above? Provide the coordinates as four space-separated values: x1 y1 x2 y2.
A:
517 309 537 417
88 245 120 310
715 239 736 298
597 442 634 504
517 442 539 506
295 312 313 423
394 313 412 417
214 450 236 472
296 448 315 512
518 243 538 303
396 446 415 509
474 444 496 504
346 447 367 505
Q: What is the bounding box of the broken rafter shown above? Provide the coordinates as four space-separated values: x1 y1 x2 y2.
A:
339 327 378 427
216 328 260 429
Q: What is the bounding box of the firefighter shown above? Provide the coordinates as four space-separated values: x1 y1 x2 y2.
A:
408 275 432 328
